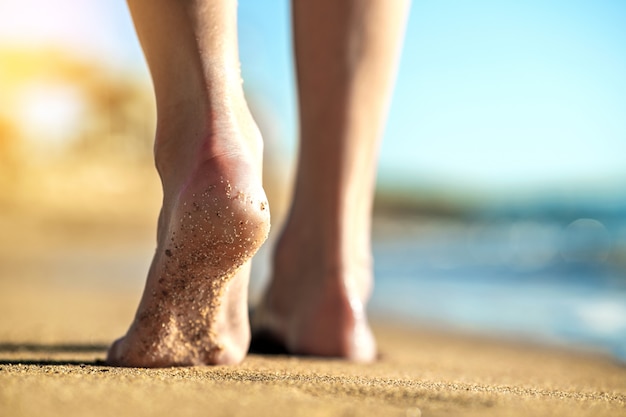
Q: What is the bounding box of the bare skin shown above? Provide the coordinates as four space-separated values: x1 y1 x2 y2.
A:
107 0 269 367
108 0 408 367
253 0 409 361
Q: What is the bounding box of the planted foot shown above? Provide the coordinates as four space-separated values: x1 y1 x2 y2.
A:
252 233 377 362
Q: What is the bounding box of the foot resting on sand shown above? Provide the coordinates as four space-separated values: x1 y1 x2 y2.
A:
251 209 377 362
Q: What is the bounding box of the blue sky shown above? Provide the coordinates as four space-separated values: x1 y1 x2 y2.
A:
2 0 625 199
235 0 626 197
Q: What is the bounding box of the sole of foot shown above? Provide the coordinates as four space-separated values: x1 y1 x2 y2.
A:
107 153 270 367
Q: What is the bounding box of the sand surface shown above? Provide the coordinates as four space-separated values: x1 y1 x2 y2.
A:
0 214 625 417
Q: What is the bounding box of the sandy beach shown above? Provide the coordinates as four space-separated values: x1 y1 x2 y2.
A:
0 176 625 417
0 282 626 416
2 6 626 413
1 243 625 417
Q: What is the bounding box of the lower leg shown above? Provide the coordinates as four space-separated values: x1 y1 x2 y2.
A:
107 0 269 367
255 0 409 361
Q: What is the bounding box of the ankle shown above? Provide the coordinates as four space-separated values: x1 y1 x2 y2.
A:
274 209 373 267
271 226 374 304
153 97 262 187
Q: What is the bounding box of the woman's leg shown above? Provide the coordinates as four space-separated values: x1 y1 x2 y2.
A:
107 0 270 367
255 0 410 361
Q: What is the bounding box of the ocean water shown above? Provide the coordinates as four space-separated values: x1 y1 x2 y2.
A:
369 216 626 362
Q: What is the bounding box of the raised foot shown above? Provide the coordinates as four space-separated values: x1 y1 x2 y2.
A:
107 157 270 367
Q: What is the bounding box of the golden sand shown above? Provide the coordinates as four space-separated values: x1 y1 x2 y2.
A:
0 178 624 417
1 257 625 417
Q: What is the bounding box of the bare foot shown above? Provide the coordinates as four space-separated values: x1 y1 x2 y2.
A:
107 109 270 367
252 226 377 362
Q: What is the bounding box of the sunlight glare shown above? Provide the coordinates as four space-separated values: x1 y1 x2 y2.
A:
16 83 86 148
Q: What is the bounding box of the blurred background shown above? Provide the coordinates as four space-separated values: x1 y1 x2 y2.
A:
0 0 625 361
